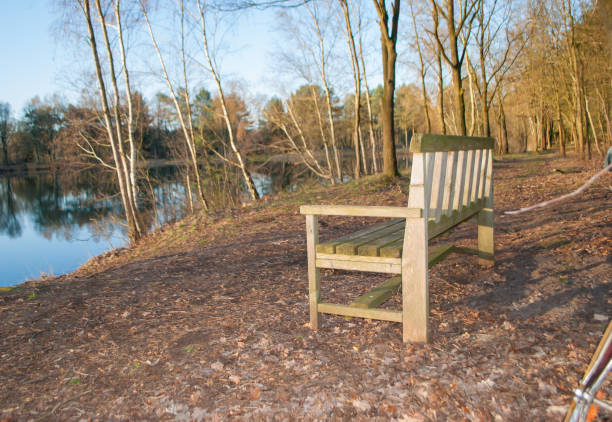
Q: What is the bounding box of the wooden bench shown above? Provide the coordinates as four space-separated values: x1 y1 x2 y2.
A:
300 134 495 343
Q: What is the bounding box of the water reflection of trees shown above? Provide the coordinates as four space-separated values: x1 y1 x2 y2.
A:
0 177 21 237
0 170 126 241
0 161 315 241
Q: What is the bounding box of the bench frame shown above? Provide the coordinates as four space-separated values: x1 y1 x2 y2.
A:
300 134 495 343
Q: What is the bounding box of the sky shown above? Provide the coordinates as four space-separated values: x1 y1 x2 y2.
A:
0 1 391 120
0 1 281 118
0 1 62 116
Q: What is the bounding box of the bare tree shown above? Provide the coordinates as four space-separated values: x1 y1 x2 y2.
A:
558 0 588 159
196 0 259 200
276 2 343 182
139 0 209 210
339 0 363 178
409 0 432 133
474 0 525 138
355 1 379 173
372 0 400 178
77 0 143 243
429 0 478 136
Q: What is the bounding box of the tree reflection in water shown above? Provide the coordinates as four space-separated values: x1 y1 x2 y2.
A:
0 166 194 286
0 160 303 286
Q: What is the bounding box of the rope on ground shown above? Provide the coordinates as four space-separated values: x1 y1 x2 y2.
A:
505 163 612 215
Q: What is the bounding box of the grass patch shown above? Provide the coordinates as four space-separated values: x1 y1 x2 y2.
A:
184 345 200 353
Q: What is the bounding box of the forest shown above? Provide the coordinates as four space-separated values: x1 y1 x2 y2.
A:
0 0 610 244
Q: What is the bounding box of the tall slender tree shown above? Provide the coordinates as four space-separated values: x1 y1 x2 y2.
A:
372 0 400 178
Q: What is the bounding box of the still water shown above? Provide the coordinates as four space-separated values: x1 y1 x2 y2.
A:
0 168 275 287
0 151 396 287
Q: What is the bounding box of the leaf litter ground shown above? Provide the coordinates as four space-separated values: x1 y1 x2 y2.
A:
1 153 610 421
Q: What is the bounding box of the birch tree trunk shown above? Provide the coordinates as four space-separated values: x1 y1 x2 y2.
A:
306 3 342 183
197 0 259 201
357 14 378 173
409 0 432 133
340 0 362 179
80 0 142 243
139 0 209 210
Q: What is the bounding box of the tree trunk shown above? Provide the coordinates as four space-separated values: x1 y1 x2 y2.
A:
83 0 142 243
381 38 399 177
197 0 259 201
359 35 378 173
585 96 604 157
140 0 208 210
340 0 362 179
437 52 446 134
373 0 400 178
409 0 431 133
446 4 467 135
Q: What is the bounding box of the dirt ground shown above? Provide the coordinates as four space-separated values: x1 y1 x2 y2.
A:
1 152 610 421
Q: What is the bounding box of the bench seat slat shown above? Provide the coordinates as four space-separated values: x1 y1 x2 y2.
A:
319 199 485 259
336 220 406 255
357 228 405 256
316 218 403 254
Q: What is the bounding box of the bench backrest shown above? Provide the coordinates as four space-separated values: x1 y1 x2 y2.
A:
407 134 494 223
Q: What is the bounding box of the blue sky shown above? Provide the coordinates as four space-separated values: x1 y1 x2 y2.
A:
0 1 390 119
0 1 280 117
0 1 62 115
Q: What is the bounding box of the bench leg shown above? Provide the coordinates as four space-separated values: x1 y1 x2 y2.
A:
306 215 320 329
477 206 494 266
402 219 429 343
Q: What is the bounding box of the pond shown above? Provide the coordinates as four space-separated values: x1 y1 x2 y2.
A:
0 151 401 288
0 167 277 288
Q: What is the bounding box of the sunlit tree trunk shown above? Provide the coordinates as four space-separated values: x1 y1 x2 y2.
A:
80 0 142 243
409 0 431 133
114 0 139 211
306 3 342 183
197 0 259 201
437 51 447 134
585 96 604 157
430 0 478 136
139 0 209 210
357 14 378 173
373 0 400 178
340 0 362 178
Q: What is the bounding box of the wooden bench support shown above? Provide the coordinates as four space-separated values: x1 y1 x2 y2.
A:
478 207 495 266
306 215 320 329
402 219 429 343
350 276 402 309
348 244 457 310
318 303 402 322
300 134 495 343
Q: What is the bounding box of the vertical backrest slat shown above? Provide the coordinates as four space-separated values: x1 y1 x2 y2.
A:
424 152 435 219
407 153 425 210
478 148 489 200
471 149 483 203
454 150 467 212
443 151 458 217
464 149 476 207
484 149 493 200
430 151 447 222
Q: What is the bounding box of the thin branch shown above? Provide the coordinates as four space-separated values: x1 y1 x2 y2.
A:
505 164 612 215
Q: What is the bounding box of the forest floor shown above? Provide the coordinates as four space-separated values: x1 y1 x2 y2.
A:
1 152 611 421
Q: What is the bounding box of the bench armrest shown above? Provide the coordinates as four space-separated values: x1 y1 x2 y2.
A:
300 205 422 218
